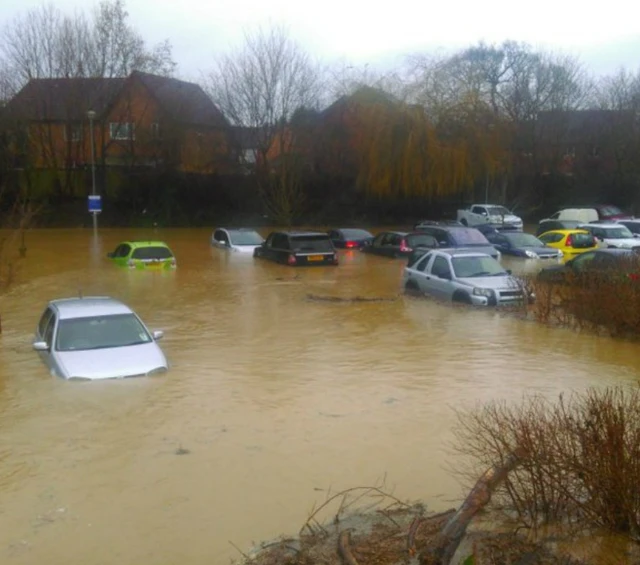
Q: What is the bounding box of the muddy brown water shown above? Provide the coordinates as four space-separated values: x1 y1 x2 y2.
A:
1 228 639 565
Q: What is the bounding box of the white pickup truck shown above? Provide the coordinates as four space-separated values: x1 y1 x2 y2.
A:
457 204 523 230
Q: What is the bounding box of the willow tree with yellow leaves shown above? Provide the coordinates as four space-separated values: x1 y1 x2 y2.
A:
354 99 511 202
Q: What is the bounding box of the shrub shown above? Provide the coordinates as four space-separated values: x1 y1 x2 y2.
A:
452 386 640 536
523 262 640 338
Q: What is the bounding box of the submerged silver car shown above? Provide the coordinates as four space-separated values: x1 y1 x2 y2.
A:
33 296 169 380
403 249 528 306
211 228 265 253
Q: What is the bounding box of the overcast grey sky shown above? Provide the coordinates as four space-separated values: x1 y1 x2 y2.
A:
1 0 639 80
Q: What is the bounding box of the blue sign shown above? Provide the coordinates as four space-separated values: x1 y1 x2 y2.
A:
88 195 102 213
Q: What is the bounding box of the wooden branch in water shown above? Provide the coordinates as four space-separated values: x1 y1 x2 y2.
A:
407 509 456 556
299 485 409 536
422 447 527 565
338 529 359 565
306 293 398 303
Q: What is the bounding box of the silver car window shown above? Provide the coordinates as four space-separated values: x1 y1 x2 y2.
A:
43 314 56 346
431 256 451 278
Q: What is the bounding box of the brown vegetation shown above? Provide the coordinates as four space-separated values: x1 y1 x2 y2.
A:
523 268 640 338
453 386 640 538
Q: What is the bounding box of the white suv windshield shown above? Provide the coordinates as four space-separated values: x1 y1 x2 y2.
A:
602 227 633 239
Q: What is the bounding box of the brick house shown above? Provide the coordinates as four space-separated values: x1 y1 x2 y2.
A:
4 71 231 182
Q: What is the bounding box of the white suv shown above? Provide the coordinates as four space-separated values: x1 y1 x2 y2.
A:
578 223 640 250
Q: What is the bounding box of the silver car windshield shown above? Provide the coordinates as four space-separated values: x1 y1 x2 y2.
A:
229 231 264 245
452 256 507 278
56 314 152 351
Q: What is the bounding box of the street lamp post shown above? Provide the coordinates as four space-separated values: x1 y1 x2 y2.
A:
87 109 98 233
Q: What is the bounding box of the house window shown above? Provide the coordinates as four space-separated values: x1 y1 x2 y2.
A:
109 122 135 141
151 122 161 139
64 124 82 142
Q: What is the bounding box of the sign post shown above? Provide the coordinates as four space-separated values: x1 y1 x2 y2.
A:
88 195 102 213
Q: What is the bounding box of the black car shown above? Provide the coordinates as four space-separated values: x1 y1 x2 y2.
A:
413 225 501 260
362 231 438 259
537 248 640 283
253 231 339 266
413 219 463 230
327 228 374 249
485 231 562 259
536 219 583 237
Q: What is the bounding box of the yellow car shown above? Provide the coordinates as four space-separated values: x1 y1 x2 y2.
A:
537 229 598 258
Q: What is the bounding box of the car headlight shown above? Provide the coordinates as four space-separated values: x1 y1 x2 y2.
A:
525 250 539 258
473 288 494 298
556 249 564 257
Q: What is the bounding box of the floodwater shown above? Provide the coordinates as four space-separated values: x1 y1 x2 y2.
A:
0 228 639 565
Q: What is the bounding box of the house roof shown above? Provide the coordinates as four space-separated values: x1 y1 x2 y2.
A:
320 86 398 118
5 77 125 121
4 71 228 128
132 71 228 128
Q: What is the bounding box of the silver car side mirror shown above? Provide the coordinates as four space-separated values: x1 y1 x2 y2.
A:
33 341 49 351
152 330 164 341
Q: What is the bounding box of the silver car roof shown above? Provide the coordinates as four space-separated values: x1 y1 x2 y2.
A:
49 297 133 320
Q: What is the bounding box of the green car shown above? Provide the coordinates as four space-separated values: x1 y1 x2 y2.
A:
107 241 177 270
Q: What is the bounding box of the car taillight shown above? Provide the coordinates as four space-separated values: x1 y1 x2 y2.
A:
566 235 573 247
345 241 357 248
629 273 639 281
287 254 297 265
400 240 411 252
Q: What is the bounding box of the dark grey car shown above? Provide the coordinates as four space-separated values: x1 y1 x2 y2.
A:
413 225 501 261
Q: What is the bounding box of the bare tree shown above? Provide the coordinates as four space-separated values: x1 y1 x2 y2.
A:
0 0 176 91
205 25 322 225
0 111 38 315
89 0 176 78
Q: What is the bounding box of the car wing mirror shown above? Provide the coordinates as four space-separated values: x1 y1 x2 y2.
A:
506 269 512 275
33 341 49 351
152 330 164 341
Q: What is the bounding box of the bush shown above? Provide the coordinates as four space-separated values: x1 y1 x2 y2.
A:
452 386 640 536
523 264 640 338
